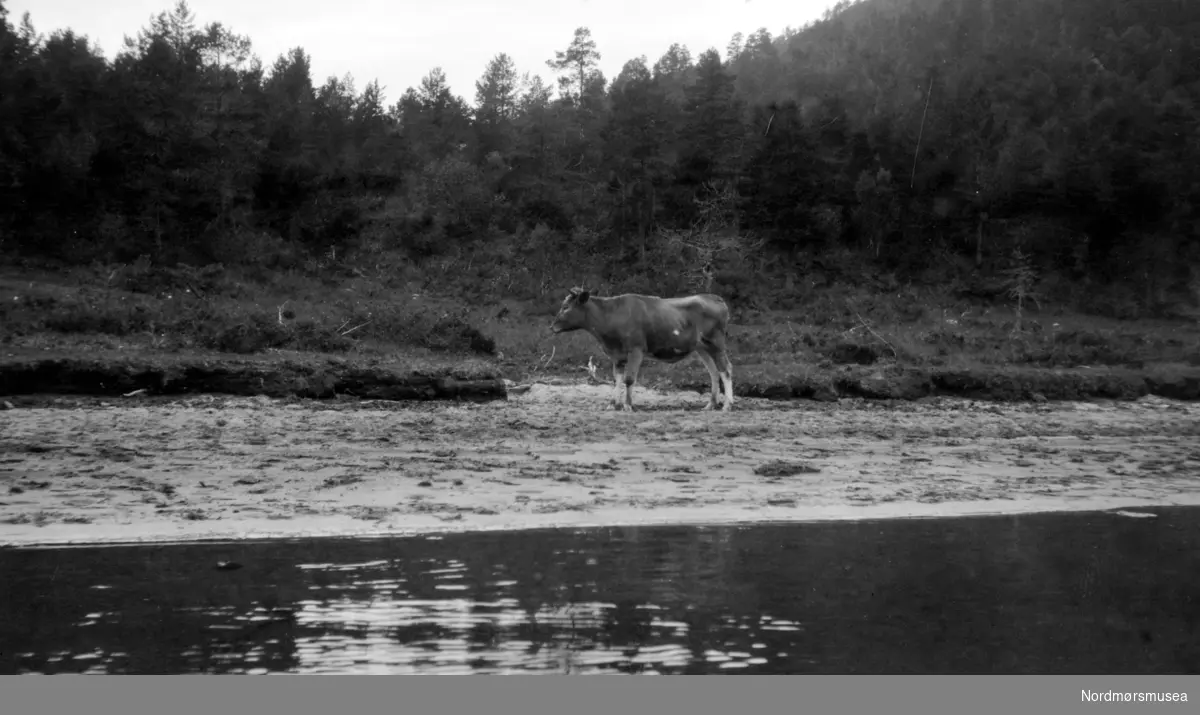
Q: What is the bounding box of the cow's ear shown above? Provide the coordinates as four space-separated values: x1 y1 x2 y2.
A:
577 290 590 304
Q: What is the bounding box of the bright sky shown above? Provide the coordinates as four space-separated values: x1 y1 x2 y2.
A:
8 0 838 106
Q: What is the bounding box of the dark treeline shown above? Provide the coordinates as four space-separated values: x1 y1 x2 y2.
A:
1 0 1197 315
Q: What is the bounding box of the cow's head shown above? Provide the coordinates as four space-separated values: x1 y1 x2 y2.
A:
550 287 590 333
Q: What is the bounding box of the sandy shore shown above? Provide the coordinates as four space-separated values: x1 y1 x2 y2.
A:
2 383 1199 547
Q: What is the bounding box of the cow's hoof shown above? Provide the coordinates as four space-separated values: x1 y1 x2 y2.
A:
721 403 734 412
621 405 634 413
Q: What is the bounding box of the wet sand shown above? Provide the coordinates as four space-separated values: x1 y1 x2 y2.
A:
2 383 1199 546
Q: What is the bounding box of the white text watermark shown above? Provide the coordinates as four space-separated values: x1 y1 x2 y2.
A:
1083 690 1188 703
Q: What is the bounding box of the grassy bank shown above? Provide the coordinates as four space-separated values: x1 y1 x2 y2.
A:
1 260 1198 404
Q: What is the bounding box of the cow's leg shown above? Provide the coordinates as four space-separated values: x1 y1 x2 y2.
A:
704 331 734 411
622 349 644 412
695 349 721 411
702 332 734 410
715 350 734 410
611 359 626 410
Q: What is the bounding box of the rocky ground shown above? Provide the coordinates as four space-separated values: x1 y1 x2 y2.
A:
2 381 1199 547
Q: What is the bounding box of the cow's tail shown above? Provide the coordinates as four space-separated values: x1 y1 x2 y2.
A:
710 294 731 326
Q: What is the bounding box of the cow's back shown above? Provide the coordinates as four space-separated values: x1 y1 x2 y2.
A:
628 296 721 341
606 293 728 331
663 294 729 329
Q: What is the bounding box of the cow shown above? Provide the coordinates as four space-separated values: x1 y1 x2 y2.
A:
550 287 735 412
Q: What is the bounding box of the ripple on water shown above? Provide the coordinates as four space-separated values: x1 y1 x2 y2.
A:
5 507 1199 674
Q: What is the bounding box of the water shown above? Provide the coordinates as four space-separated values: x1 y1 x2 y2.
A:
2 507 1198 674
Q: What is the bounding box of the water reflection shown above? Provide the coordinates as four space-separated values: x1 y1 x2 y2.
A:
2 507 1199 674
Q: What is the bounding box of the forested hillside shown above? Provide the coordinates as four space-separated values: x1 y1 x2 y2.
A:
1 0 1197 321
